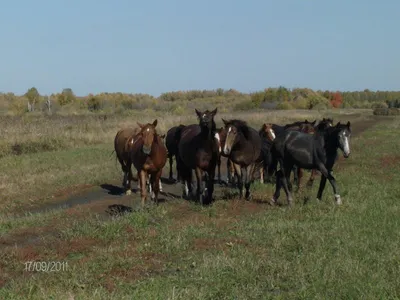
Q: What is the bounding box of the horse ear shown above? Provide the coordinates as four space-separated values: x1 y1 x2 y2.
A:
152 119 158 127
336 122 341 127
211 108 217 116
262 123 267 130
322 118 326 121
222 118 228 126
137 122 144 128
195 109 202 118
305 119 309 123
346 121 350 128
312 120 316 125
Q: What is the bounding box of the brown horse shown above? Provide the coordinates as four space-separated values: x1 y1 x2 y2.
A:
114 127 140 195
165 124 186 182
131 119 167 207
222 119 262 200
177 108 219 205
215 127 235 185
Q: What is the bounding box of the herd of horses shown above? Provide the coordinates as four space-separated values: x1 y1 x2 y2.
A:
114 108 352 208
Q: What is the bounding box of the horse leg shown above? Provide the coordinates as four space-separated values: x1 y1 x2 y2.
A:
204 166 215 205
259 164 264 184
139 170 148 208
281 161 294 206
217 155 222 184
296 167 303 192
151 170 162 205
307 169 317 188
316 163 341 204
195 167 204 203
245 163 255 200
271 169 283 205
159 178 163 192
176 154 181 182
168 153 173 181
232 163 243 198
228 159 236 186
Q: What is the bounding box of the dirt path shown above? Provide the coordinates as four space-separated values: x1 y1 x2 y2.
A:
17 115 383 218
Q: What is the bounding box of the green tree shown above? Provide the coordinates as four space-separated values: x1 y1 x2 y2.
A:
25 87 40 111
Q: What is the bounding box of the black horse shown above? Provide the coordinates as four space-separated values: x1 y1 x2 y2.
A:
264 120 316 188
165 124 186 181
270 121 351 206
177 108 219 205
222 119 262 200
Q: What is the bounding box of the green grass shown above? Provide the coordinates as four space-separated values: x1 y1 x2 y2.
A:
1 115 399 299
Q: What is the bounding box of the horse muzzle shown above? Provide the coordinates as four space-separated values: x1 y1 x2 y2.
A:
343 152 350 158
223 146 231 155
142 146 151 155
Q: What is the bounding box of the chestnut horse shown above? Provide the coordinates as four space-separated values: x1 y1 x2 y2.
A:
130 119 167 207
114 127 140 195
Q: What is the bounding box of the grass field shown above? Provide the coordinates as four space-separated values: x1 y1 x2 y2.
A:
1 109 399 299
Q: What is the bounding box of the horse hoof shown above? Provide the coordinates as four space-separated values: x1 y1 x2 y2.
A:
268 198 276 206
335 194 342 205
125 190 132 196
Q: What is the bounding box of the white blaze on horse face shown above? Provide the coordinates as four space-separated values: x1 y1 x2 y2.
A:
146 128 150 132
214 133 221 152
223 126 232 155
269 129 276 140
341 132 350 157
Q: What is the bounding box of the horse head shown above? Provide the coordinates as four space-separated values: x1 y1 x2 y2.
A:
222 119 250 155
261 123 276 141
335 121 351 158
136 119 158 155
195 108 217 132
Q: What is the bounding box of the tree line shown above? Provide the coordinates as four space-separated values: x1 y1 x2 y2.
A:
0 86 399 115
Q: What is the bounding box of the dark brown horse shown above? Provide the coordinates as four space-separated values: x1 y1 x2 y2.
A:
177 108 219 205
114 127 140 195
165 124 186 182
131 119 167 207
222 119 262 200
215 127 235 185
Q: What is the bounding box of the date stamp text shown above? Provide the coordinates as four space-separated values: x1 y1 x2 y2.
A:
24 261 68 272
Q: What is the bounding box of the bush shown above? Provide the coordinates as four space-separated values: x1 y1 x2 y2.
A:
276 102 293 110
373 108 389 116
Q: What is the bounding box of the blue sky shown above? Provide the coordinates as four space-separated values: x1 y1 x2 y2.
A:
1 0 399 96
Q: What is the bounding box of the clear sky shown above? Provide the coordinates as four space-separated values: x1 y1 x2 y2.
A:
1 0 399 96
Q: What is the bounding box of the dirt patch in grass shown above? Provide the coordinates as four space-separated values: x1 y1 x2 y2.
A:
192 237 249 251
55 237 100 259
380 155 400 168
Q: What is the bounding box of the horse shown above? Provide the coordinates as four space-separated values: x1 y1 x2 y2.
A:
215 127 235 185
303 117 335 187
258 123 277 184
177 108 219 205
114 127 140 195
264 120 316 189
270 121 351 206
222 119 262 200
165 124 186 182
130 119 168 207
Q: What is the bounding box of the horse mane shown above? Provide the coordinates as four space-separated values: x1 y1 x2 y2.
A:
284 121 304 129
225 119 251 139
